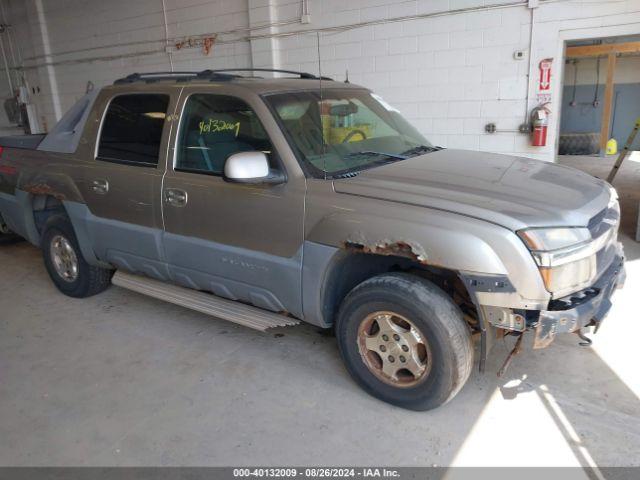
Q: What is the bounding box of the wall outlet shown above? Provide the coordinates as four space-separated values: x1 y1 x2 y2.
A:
513 50 525 60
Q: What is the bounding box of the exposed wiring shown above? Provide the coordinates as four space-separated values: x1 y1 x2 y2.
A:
246 0 575 42
161 0 173 72
14 0 613 71
593 56 601 107
254 0 533 41
20 17 303 64
174 34 217 55
0 0 21 88
524 4 537 123
569 60 578 107
0 27 13 93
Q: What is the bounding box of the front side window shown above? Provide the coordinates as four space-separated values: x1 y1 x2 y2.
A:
175 94 274 175
97 94 169 166
264 89 436 178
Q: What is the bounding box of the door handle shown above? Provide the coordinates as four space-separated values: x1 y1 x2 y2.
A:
90 179 109 194
164 188 188 207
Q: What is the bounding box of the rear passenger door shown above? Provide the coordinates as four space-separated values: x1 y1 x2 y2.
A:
161 87 306 317
79 88 176 280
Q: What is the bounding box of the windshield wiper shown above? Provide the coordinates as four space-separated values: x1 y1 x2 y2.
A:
333 171 360 179
401 145 443 157
344 150 408 160
331 150 409 178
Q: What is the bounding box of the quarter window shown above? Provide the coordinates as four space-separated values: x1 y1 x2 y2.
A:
97 94 169 166
176 94 274 175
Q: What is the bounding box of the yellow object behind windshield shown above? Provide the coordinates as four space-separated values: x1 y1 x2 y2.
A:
321 115 371 144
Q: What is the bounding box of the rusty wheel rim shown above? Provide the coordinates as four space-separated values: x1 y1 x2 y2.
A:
50 234 79 283
357 311 431 388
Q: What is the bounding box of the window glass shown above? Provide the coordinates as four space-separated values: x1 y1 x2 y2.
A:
176 94 273 175
97 94 169 166
264 89 434 178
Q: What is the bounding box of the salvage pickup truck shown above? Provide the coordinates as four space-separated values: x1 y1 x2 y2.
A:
0 69 625 410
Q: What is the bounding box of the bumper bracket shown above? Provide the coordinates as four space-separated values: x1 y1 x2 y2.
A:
533 255 625 349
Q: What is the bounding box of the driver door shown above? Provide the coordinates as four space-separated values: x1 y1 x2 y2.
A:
161 86 306 317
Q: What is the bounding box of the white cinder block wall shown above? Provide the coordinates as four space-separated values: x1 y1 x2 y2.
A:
3 0 640 161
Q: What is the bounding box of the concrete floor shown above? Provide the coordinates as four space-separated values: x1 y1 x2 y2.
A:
559 153 640 241
1 156 639 467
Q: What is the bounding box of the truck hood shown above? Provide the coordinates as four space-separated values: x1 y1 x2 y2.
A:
333 149 611 231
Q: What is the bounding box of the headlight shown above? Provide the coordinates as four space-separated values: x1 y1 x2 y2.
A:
538 257 596 295
517 227 596 297
518 227 590 253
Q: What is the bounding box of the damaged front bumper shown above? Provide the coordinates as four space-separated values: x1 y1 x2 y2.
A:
533 253 626 349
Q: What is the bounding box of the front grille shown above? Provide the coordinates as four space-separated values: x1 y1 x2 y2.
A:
588 203 620 240
588 200 620 278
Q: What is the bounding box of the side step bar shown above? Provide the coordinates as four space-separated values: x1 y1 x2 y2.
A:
112 271 300 331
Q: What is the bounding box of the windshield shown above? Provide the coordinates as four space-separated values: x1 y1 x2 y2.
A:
264 89 437 178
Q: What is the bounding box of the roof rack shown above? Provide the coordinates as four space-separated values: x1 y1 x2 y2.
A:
113 71 238 85
114 68 333 85
197 68 333 81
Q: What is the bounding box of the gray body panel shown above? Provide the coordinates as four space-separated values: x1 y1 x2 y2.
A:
0 77 620 329
0 190 41 244
160 84 307 317
0 134 46 150
37 89 100 154
304 179 551 311
333 149 611 231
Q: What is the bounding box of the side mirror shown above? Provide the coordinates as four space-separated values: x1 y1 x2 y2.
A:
223 151 285 185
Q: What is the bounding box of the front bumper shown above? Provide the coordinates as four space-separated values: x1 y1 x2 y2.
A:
533 253 626 349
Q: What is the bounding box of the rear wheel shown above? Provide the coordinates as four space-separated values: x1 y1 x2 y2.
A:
42 215 112 298
336 272 473 411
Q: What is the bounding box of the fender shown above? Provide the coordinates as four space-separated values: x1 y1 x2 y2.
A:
16 161 85 204
303 197 551 327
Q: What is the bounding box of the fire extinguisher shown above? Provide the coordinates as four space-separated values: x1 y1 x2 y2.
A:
530 104 551 146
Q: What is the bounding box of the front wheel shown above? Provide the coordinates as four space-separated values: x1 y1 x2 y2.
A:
336 273 474 411
42 215 112 298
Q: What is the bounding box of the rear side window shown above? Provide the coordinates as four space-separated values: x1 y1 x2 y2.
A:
175 94 273 175
97 94 170 166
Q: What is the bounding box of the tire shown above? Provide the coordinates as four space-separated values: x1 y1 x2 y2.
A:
41 214 112 298
558 132 599 155
336 272 473 411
